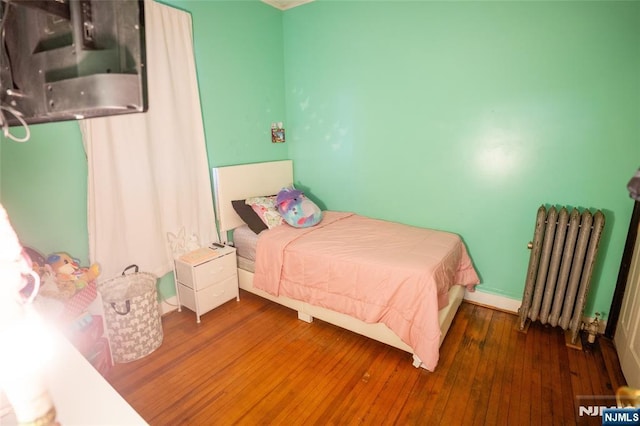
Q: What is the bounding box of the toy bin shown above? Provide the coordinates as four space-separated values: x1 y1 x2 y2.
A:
97 265 163 363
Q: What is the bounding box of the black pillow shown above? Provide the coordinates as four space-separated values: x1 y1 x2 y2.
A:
232 200 268 234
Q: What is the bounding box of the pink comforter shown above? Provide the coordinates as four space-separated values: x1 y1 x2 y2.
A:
253 211 480 371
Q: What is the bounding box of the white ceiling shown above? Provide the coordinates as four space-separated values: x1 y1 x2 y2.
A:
261 0 314 11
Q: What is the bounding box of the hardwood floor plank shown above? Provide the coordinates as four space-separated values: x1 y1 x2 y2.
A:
415 302 476 422
568 337 595 406
553 327 576 425
105 291 627 425
366 357 421 424
600 337 628 392
476 309 512 425
543 324 563 425
494 313 520 425
302 338 377 424
507 324 528 424
322 346 403 424
439 305 492 425
528 325 543 426
392 301 472 424
251 325 362 423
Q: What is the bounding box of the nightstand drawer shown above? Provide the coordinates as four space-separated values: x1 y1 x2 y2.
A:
177 275 238 315
176 252 236 290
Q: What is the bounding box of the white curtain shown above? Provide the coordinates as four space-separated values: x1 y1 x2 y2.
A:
80 0 217 281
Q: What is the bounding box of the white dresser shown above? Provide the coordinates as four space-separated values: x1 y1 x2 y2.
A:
174 246 239 323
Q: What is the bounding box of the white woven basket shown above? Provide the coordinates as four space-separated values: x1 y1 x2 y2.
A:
97 265 163 363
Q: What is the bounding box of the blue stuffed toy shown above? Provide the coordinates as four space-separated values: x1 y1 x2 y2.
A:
276 187 323 228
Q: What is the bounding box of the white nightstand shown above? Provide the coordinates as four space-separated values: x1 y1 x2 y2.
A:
174 245 239 323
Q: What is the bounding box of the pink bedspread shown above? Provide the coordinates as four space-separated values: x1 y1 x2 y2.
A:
253 211 480 371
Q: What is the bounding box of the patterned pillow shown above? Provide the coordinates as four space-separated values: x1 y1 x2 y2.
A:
245 196 284 229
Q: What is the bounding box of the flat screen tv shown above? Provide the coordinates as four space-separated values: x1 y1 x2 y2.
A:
0 0 147 127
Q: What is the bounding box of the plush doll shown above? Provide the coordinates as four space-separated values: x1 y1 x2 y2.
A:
17 246 75 300
46 252 100 290
38 271 77 300
276 187 323 228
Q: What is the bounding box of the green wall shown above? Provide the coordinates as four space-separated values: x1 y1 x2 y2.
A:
282 1 640 318
1 0 639 322
0 122 88 258
173 0 287 167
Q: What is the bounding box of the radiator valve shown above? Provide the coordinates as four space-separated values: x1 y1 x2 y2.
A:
585 312 601 344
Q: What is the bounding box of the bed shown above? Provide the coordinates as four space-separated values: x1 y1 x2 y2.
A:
212 160 480 371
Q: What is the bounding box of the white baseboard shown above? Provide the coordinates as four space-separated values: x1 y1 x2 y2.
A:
463 290 521 313
463 290 607 334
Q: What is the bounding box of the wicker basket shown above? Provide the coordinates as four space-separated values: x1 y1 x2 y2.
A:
97 265 163 363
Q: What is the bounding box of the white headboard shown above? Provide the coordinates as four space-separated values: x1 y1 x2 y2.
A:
212 160 293 242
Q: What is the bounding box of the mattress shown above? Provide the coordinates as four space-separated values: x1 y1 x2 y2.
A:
233 224 259 263
236 255 255 273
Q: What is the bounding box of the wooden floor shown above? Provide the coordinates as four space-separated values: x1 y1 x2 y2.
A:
107 290 627 425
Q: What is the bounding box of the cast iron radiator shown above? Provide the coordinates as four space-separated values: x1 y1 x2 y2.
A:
517 205 606 345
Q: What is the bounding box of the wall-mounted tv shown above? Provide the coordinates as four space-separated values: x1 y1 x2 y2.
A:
0 0 147 127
